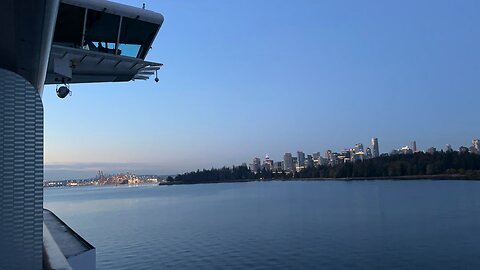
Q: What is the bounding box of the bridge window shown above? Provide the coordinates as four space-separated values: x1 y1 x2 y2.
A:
53 4 85 48
53 3 160 59
84 9 120 54
118 17 159 59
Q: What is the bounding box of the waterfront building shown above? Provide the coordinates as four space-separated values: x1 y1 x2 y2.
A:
313 152 321 161
372 138 380 158
283 153 294 172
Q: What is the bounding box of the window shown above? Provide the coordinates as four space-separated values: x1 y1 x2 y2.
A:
84 9 121 53
53 3 160 59
53 4 85 48
118 17 159 58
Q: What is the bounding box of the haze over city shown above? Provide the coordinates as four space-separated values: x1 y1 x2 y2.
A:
43 0 480 179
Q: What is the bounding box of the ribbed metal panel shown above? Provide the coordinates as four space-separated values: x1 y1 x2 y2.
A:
0 68 43 269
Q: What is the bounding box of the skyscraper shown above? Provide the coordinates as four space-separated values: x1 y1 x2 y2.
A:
263 154 274 171
411 141 417 152
297 151 306 167
354 143 364 153
473 139 480 151
283 153 293 172
372 138 380 158
365 148 373 159
251 157 261 172
306 155 314 168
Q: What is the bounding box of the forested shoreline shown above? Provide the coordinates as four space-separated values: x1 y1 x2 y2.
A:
167 152 480 185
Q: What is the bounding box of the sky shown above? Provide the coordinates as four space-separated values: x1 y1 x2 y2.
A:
43 0 480 179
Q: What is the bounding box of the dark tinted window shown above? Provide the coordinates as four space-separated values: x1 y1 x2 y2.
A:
53 3 85 48
119 17 158 58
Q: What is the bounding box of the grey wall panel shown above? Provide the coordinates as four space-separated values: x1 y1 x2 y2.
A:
0 68 43 270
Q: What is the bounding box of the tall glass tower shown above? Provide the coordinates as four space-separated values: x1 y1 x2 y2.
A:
372 138 380 158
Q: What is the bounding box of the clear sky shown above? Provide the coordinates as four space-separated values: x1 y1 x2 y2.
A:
44 0 480 179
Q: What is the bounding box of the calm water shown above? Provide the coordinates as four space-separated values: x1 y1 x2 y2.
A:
44 180 480 270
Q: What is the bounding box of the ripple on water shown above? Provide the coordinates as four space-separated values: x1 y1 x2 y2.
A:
44 181 480 270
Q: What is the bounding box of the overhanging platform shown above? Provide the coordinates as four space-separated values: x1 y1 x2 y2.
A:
43 209 96 270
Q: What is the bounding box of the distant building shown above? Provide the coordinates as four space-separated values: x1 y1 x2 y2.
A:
325 150 332 160
297 151 305 167
426 147 437 154
312 152 320 161
355 143 364 153
372 138 380 158
459 146 469 153
274 162 283 172
365 148 373 159
411 141 417 152
445 144 453 152
251 157 261 172
263 154 274 171
306 155 314 168
473 139 480 151
283 153 293 172
318 157 327 166
400 145 413 155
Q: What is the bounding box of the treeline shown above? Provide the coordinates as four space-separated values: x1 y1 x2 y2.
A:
170 152 480 184
297 151 480 179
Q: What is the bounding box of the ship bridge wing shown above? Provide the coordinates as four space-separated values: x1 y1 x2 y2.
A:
46 0 164 84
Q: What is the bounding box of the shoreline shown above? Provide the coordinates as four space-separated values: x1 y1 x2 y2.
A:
161 174 480 186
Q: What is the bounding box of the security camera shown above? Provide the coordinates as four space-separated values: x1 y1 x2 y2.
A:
56 86 71 98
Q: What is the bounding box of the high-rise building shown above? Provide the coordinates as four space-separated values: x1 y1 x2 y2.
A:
274 162 283 172
306 155 314 168
251 157 261 172
445 144 453 152
312 152 321 161
372 138 380 158
263 154 274 171
411 141 417 152
354 143 364 153
283 153 293 172
325 150 332 160
473 139 480 151
297 151 305 167
365 148 373 159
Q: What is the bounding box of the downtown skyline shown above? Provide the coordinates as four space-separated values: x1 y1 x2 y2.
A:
42 0 480 179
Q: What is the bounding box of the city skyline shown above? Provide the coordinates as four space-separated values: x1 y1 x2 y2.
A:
45 136 480 180
249 137 480 173
42 0 480 179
